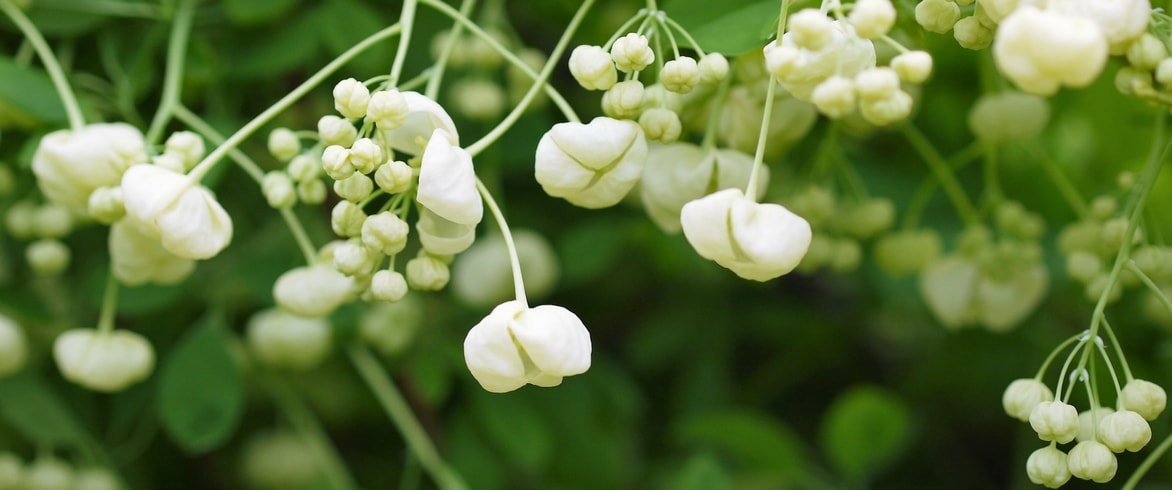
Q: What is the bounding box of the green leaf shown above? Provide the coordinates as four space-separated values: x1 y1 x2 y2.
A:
0 56 68 129
674 452 733 490
222 0 299 25
317 0 395 76
24 1 109 36
663 0 778 55
819 385 913 482
0 374 88 448
558 217 629 286
226 13 321 80
674 409 808 479
468 390 553 473
157 316 245 454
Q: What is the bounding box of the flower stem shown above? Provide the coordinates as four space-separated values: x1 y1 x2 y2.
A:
743 76 776 202
348 346 468 490
144 0 197 146
388 0 418 87
423 0 476 99
0 0 86 130
476 178 526 306
1023 142 1089 219
899 124 981 225
96 269 119 334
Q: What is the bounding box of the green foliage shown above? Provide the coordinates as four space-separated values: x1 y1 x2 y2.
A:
157 315 245 454
663 0 778 55
819 385 913 483
0 56 67 129
0 374 87 449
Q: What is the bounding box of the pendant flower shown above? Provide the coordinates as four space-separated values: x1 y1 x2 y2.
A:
680 188 812 281
640 142 765 234
463 300 591 393
53 328 155 392
534 117 647 209
108 219 196 286
32 123 147 213
120 164 233 260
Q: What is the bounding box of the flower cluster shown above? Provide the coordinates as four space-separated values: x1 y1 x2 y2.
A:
784 186 895 274
0 453 119 490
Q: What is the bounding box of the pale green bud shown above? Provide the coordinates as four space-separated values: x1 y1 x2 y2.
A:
637 108 682 143
331 201 366 238
35 203 72 239
333 173 374 203
369 270 409 302
268 128 301 162
360 294 422 355
367 90 410 131
164 131 205 169
88 186 126 224
262 171 297 209
1003 378 1054 421
361 212 409 256
953 16 994 50
1097 410 1151 452
660 56 699 94
1026 446 1070 488
321 145 355 181
286 154 320 182
602 80 645 119
1126 33 1167 71
1029 400 1079 443
27 239 70 276
698 53 729 85
1067 441 1117 482
297 179 327 205
915 0 960 34
333 78 370 120
406 254 450 291
1121 379 1166 421
374 161 414 194
610 33 654 73
317 115 357 147
348 138 383 174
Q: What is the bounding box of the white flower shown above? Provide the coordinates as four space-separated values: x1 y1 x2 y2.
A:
1029 401 1080 443
406 253 450 291
640 143 765 233
164 131 205 170
992 6 1108 96
120 164 233 260
380 91 459 156
919 255 1048 331
366 90 410 130
33 122 146 213
333 78 371 119
764 24 877 101
417 130 483 225
463 300 591 393
534 117 648 209
108 219 196 286
1098 410 1152 452
569 45 618 90
1026 446 1070 489
660 56 699 94
416 207 477 255
53 328 155 392
681 188 813 281
361 211 410 256
849 0 897 39
968 91 1050 142
246 308 332 371
1121 379 1167 421
698 54 730 85
610 33 654 72
0 314 27 377
1067 441 1117 483
1051 0 1150 54
273 263 358 318
1003 378 1055 421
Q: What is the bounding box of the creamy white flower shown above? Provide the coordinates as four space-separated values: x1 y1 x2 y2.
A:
464 300 591 393
849 0 897 39
1051 0 1150 54
660 56 700 94
640 143 765 233
764 24 877 101
333 78 371 119
968 91 1050 142
120 164 233 260
33 123 146 212
273 263 358 318
569 45 618 90
610 33 654 72
246 308 332 371
109 219 196 286
534 117 648 208
417 130 482 225
53 328 155 392
0 314 27 377
1026 446 1070 488
993 6 1108 96
681 188 812 281
416 207 477 255
698 54 730 85
919 255 1048 331
381 91 459 156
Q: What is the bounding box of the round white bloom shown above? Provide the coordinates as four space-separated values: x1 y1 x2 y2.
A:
764 24 877 101
321 145 354 181
954 16 994 50
333 173 374 203
788 9 836 50
1026 445 1070 489
0 314 28 377
416 207 477 256
369 270 409 302
120 164 233 260
535 117 648 209
164 131 205 170
968 91 1050 142
417 130 482 225
1121 379 1167 421
366 90 410 130
267 128 301 162
381 91 459 156
21 458 73 490
1029 401 1080 443
247 308 332 371
1003 378 1055 421
374 161 414 194
892 51 934 83
698 53 730 85
361 212 410 256
33 122 146 213
1051 0 1150 54
610 33 654 72
53 328 155 392
262 171 297 209
993 6 1109 96
1097 410 1151 452
108 219 196 286
332 77 370 119
1067 440 1117 482
642 143 766 234
681 188 812 281
849 0 897 39
26 239 70 276
601 80 645 119
463 300 591 393
273 264 358 318
349 138 383 174
914 0 961 33
811 76 857 118
406 254 450 291
660 56 700 94
297 179 327 205
451 229 559 307
568 45 618 91
316 115 357 147
637 108 682 143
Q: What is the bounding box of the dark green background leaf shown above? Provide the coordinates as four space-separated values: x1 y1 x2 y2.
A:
0 56 68 129
819 385 913 482
157 316 245 454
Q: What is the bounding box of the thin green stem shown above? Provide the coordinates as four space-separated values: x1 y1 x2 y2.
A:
1034 332 1087 381
1054 335 1089 401
1024 143 1089 219
1123 430 1172 490
744 76 777 202
424 0 476 99
899 124 981 225
37 0 161 18
187 23 404 182
349 346 468 490
476 178 526 305
661 16 706 56
267 379 358 490
0 0 85 130
144 0 197 146
901 142 984 229
604 11 650 49
389 0 418 87
96 270 119 334
1092 338 1123 401
462 0 595 156
982 143 1001 205
700 73 732 150
1131 259 1172 322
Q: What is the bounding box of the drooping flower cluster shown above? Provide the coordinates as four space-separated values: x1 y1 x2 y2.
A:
784 186 895 274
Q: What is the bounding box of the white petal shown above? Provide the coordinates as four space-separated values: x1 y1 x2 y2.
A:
273 264 358 318
156 187 234 259
725 198 812 281
919 256 980 329
33 123 146 211
121 164 193 225
463 301 528 393
510 305 591 377
534 117 648 208
680 188 742 263
109 219 195 286
381 92 459 155
416 207 477 255
417 131 483 225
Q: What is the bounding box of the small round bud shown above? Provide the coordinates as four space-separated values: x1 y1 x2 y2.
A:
333 78 371 119
367 90 410 130
1026 445 1070 489
267 128 301 162
1102 217 1140 251
569 45 618 90
406 254 450 291
321 145 355 181
0 314 28 377
35 203 73 239
54 329 155 392
859 90 913 126
638 108 682 143
968 91 1049 143
262 171 297 209
828 238 862 272
849 0 897 39
1127 33 1167 71
698 53 730 85
1029 400 1080 443
1116 66 1153 96
1090 195 1118 221
361 212 410 256
953 16 994 50
610 33 654 73
331 201 366 238
787 9 835 50
152 152 186 173
164 131 205 169
1097 409 1151 452
890 50 937 82
297 179 327 205
1121 379 1167 420
450 78 506 121
841 199 895 239
875 230 942 275
27 239 70 276
914 0 961 34
660 56 700 94
286 154 321 183
1078 407 1115 442
333 240 375 276
374 161 414 194
5 201 38 240
360 295 423 356
317 115 357 147
1157 58 1172 85
1067 440 1117 482
811 76 857 118
88 186 126 224
601 80 645 119
1065 251 1101 282
247 308 332 371
369 270 408 302
1003 378 1054 421
854 67 901 101
333 173 374 203
348 138 384 174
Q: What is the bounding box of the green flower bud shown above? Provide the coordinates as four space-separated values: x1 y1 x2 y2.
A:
268 128 301 162
333 173 374 203
262 171 297 209
1067 441 1117 482
406 253 450 291
1121 379 1166 421
27 239 70 276
1026 445 1070 489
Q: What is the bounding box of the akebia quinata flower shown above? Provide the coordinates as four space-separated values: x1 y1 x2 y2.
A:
640 142 765 234
53 328 155 392
380 91 459 155
33 122 147 213
534 117 648 208
464 300 591 393
108 219 196 286
681 188 813 281
120 164 233 260
416 130 482 226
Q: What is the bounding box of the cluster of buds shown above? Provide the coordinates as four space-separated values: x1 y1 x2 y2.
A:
1058 195 1154 303
0 453 119 490
1003 335 1168 487
783 186 895 274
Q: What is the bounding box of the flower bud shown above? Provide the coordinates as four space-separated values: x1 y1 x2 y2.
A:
164 131 205 169
849 0 897 39
968 91 1049 143
406 253 450 291
854 67 901 101
247 308 332 371
954 16 994 50
5 201 38 240
0 314 28 378
601 80 645 119
1078 407 1114 442
1157 58 1172 85
333 240 375 276
859 90 914 126
1067 440 1117 483
1121 379 1166 420
273 264 358 318
262 171 297 209
241 431 321 490
914 0 960 33
374 161 414 194
367 90 410 130
1026 445 1070 489
109 220 196 286
286 154 320 183
331 201 366 238
33 123 147 213
333 78 370 119
698 53 730 85
535 117 648 209
297 179 327 205
993 7 1108 96
369 270 409 302
660 56 699 94
54 328 155 392
268 128 301 162
348 138 384 174
88 186 126 224
360 294 422 355
417 130 482 225
638 108 682 143
120 164 233 260
610 33 654 72
788 9 836 49
21 457 73 490
641 143 763 233
1030 401 1080 443
34 203 72 239
811 76 857 118
875 230 941 275
1130 33 1172 71
321 145 355 181
450 78 506 121
1097 410 1151 452
464 300 591 392
152 152 186 173
1003 378 1055 421
27 239 70 276
361 212 410 255
317 115 357 147
681 188 813 281
569 44 619 90
333 173 374 203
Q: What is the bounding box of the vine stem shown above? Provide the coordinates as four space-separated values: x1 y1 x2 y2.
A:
1123 429 1172 490
423 0 476 99
743 75 776 202
477 178 526 306
266 379 359 490
0 0 86 130
187 22 404 182
899 124 981 225
96 270 119 334
349 346 468 490
388 0 418 87
1024 143 1090 219
144 0 197 146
